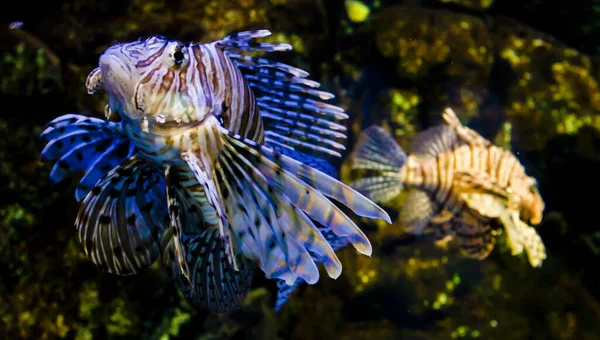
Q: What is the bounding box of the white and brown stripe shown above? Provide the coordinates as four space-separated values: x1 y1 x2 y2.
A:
400 143 534 218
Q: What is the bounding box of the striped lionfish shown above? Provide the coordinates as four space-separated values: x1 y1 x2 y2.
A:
349 107 546 267
40 30 390 312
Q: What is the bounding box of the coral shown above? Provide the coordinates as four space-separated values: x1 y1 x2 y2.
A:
374 7 493 81
491 17 600 150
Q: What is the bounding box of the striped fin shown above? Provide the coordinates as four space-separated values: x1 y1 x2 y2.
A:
218 29 272 43
218 29 348 158
399 189 441 235
218 30 291 52
76 157 168 275
209 126 388 285
161 227 256 313
499 212 546 267
225 53 309 78
350 176 403 204
218 141 342 284
514 218 546 267
451 211 497 260
40 114 135 201
349 126 406 204
410 125 459 160
442 107 491 148
274 228 350 312
351 126 407 172
271 145 337 178
181 152 238 275
221 126 391 223
216 153 293 283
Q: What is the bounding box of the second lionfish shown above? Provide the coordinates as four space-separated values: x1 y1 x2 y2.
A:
40 30 390 312
349 108 546 267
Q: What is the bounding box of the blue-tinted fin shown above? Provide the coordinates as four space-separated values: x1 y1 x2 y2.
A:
40 114 136 201
161 226 256 313
274 227 350 311
74 142 135 202
217 30 349 158
76 156 168 275
270 145 337 178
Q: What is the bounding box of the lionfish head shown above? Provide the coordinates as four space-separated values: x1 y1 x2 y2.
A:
522 176 544 225
94 36 203 129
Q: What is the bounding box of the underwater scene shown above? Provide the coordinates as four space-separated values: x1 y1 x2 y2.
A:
2 0 600 339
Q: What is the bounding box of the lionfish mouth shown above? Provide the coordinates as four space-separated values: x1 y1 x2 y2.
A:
137 114 208 136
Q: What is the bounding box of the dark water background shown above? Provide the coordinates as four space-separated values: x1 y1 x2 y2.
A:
1 0 600 339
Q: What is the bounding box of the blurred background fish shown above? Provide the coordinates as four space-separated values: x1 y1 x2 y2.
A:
349 107 546 267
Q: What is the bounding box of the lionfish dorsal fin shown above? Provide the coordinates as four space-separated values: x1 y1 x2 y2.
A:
410 125 459 160
442 107 492 148
217 29 349 159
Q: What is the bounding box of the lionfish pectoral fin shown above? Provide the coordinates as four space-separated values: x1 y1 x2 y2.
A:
512 214 546 267
165 166 196 286
40 114 135 201
76 156 168 276
85 67 103 94
441 107 491 148
181 151 239 272
399 188 440 235
273 228 351 312
349 126 407 204
213 125 387 285
452 212 496 260
161 226 256 313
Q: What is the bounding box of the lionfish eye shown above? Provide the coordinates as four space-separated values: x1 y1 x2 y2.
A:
174 50 185 65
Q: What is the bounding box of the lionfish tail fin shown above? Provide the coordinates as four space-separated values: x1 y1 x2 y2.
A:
40 114 135 201
76 156 168 275
218 29 348 159
349 125 407 203
212 125 389 286
351 125 407 172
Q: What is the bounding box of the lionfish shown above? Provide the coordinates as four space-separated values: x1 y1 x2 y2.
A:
349 107 546 267
40 30 390 312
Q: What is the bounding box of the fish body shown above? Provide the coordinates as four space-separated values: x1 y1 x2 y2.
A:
350 107 546 267
41 30 390 312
